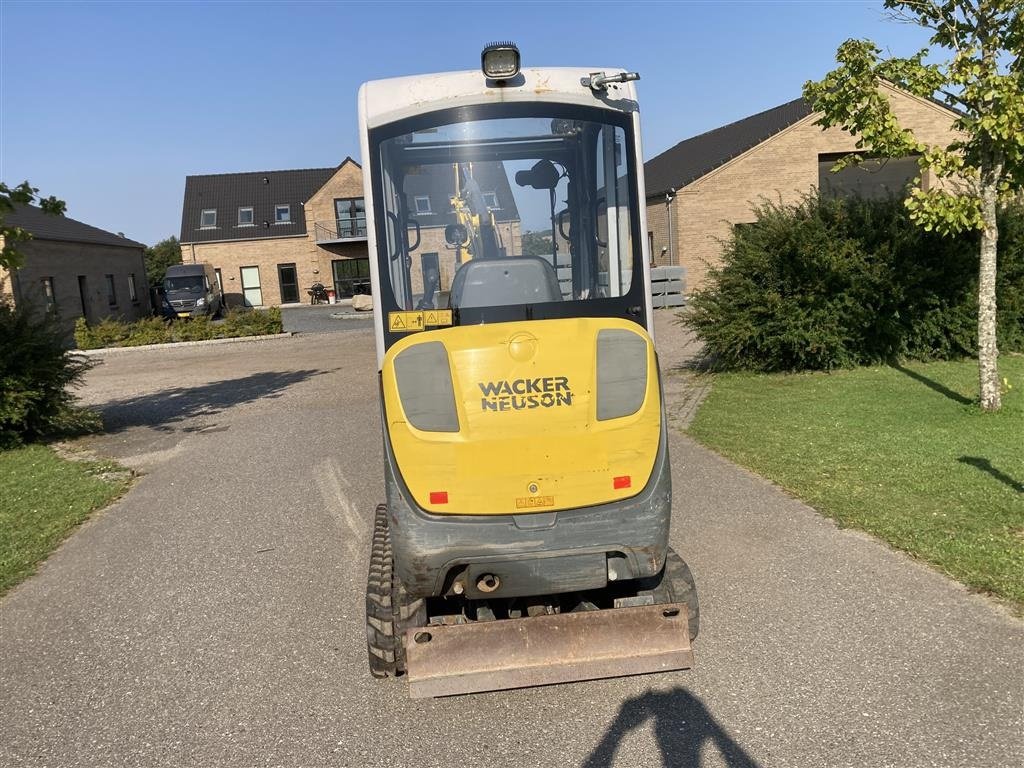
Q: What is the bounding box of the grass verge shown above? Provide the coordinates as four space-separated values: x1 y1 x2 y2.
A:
688 356 1024 611
0 444 131 595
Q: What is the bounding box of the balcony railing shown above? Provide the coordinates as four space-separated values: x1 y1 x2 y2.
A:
314 218 368 243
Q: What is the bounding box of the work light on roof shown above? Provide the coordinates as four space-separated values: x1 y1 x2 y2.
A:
481 42 520 81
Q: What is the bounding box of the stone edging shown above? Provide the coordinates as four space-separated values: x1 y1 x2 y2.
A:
75 332 295 356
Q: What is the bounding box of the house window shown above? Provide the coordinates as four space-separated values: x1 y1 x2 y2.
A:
818 153 920 200
238 207 254 226
413 196 432 214
105 274 117 306
128 273 138 303
275 204 291 223
41 277 56 312
334 197 366 237
482 191 499 210
200 209 217 228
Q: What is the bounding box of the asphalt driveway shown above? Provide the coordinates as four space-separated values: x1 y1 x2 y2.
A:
1 319 1021 767
281 303 374 335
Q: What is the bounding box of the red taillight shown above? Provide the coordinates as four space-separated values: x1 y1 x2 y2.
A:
613 476 631 489
429 491 449 504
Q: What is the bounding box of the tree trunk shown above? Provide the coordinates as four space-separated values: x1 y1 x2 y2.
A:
977 180 1000 411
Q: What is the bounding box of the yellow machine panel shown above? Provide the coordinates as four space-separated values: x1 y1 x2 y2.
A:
381 317 660 515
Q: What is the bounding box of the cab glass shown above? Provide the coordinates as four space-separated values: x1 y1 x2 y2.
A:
370 104 645 346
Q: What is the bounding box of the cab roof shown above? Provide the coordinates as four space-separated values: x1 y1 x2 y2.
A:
359 67 638 129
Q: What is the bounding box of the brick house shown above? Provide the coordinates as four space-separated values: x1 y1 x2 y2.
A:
179 158 368 308
1 204 151 338
643 82 962 294
179 158 521 307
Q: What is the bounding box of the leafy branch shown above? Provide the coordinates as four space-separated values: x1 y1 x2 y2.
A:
1 182 67 270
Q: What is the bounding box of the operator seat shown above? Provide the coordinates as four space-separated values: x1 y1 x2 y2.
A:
449 257 562 309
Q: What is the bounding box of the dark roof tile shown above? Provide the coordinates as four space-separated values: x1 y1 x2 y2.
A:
179 162 357 243
6 204 145 249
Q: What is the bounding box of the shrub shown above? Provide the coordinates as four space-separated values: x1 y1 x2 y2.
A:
73 307 283 350
124 317 173 347
75 316 129 349
170 316 215 342
1 304 98 447
687 194 1024 371
219 306 282 337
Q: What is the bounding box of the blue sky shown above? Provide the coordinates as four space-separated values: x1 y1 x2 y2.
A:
1 1 932 246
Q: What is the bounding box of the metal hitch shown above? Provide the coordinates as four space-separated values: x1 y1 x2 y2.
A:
405 603 693 698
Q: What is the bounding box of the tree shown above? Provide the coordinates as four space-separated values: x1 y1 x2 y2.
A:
144 236 182 288
1 181 66 271
804 0 1022 411
0 182 95 446
520 230 554 257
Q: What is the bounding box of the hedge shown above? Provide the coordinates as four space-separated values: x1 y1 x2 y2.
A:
74 307 283 350
687 194 1024 372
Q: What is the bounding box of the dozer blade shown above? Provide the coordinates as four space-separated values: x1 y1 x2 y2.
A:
405 603 692 698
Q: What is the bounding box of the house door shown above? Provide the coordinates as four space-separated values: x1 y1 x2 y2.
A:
77 275 90 321
240 266 263 307
277 263 299 304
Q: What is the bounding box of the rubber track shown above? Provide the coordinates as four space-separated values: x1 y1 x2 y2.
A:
365 504 426 678
638 548 700 641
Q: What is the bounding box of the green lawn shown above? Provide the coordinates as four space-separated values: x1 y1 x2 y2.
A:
0 445 131 595
687 357 1024 610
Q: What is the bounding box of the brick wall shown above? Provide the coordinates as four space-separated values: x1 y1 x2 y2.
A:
5 239 151 338
305 160 364 236
647 86 962 293
645 195 671 266
184 236 315 307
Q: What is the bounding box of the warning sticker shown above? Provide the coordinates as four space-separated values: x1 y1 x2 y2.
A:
423 309 453 327
388 311 424 333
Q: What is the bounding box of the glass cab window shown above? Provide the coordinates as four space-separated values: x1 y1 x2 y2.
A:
371 106 641 335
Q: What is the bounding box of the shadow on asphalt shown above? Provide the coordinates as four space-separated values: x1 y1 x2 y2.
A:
95 369 332 433
582 688 761 768
958 456 1024 493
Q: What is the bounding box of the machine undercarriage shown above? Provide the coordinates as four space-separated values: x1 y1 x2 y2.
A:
366 504 698 697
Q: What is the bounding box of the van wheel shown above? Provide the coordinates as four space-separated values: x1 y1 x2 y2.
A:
637 549 700 641
365 504 426 678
